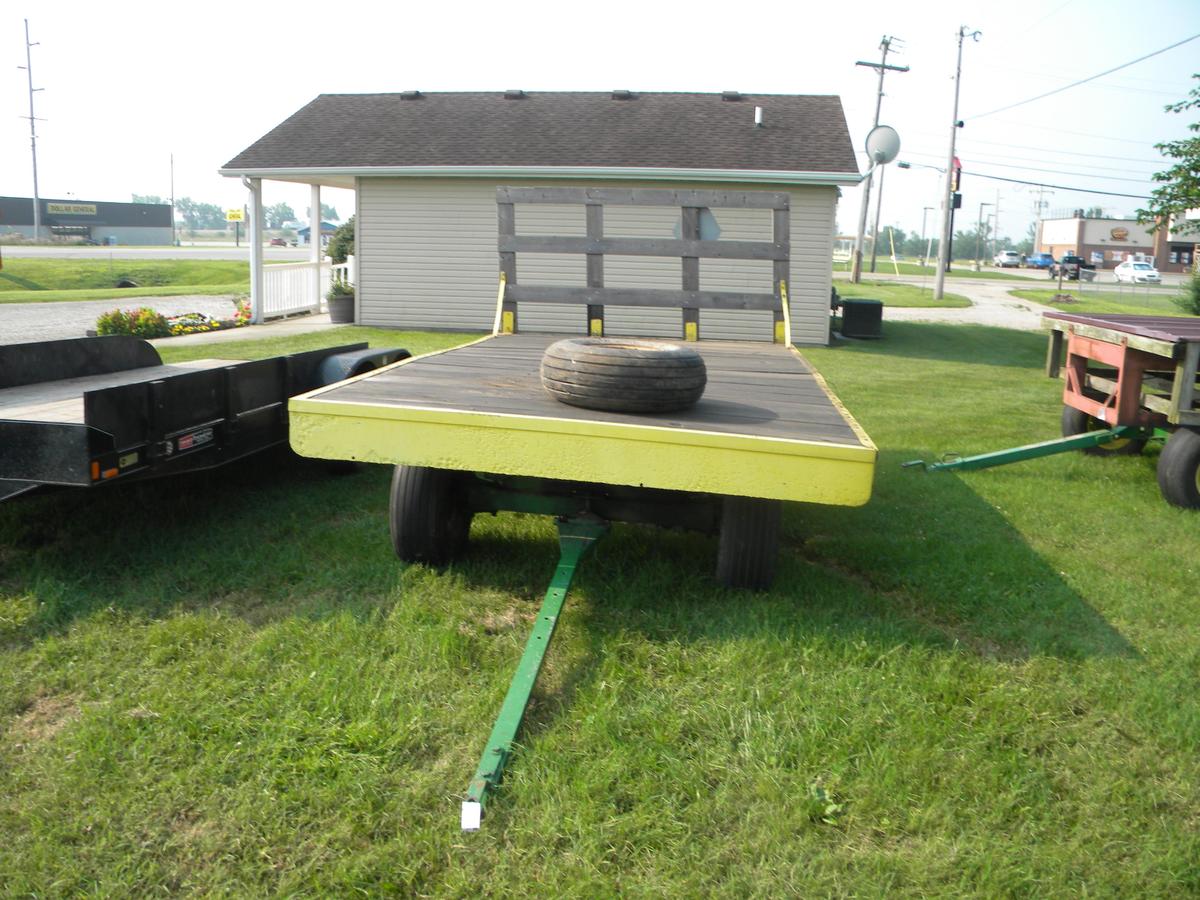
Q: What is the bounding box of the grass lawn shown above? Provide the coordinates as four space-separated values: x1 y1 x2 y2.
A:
838 280 970 308
2 324 1198 894
0 259 248 304
1010 286 1189 317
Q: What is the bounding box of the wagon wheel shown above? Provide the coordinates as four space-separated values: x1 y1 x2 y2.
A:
715 496 781 591
1061 405 1146 457
1157 427 1200 510
389 465 473 565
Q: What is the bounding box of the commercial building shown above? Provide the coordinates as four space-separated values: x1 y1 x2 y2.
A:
0 196 173 245
1036 213 1197 273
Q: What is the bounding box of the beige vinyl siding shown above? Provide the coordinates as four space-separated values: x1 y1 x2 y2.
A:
357 177 837 344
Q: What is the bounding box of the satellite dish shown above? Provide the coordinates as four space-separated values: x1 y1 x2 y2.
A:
865 125 901 165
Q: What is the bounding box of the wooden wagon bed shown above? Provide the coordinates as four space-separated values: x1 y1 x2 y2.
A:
1044 312 1199 428
290 333 876 506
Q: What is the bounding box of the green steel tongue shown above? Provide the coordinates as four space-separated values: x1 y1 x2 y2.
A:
461 517 608 831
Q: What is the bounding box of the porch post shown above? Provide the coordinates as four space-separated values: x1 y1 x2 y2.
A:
310 183 322 312
246 177 264 325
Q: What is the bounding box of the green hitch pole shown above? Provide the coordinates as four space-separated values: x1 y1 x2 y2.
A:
461 517 608 831
902 425 1152 473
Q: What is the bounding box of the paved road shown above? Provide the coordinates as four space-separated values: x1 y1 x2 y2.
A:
1 245 309 261
0 295 244 343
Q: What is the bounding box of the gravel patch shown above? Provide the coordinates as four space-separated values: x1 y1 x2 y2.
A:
0 295 242 343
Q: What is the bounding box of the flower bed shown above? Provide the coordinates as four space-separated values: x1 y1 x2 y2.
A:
96 298 252 338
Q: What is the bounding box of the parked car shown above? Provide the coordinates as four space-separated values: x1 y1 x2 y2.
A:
269 237 289 247
1025 252 1054 269
1048 254 1097 282
1114 260 1162 284
994 250 1021 268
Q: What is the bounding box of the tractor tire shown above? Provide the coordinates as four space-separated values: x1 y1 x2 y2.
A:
389 466 473 565
715 496 781 591
1061 405 1146 457
1157 427 1200 509
540 338 706 414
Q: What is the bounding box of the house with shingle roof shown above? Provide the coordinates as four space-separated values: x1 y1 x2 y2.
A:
220 91 862 342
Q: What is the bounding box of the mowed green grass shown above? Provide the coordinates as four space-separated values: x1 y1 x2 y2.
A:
837 280 971 308
2 324 1199 894
1010 286 1189 317
0 259 248 303
838 261 1039 281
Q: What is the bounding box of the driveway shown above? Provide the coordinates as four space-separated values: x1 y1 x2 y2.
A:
0 295 244 343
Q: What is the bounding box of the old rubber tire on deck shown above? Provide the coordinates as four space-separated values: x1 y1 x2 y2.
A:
541 338 706 413
1061 405 1146 457
715 496 782 591
1157 427 1200 509
389 466 473 565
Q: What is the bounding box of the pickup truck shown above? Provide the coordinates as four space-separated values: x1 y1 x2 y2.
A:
1048 254 1097 282
1025 252 1054 269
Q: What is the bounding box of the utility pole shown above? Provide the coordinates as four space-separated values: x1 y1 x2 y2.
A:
851 36 909 283
991 189 1001 262
19 19 44 242
920 206 933 266
869 166 887 272
934 26 980 300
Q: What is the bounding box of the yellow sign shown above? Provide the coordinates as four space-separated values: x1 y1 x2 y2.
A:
47 202 96 215
225 208 245 223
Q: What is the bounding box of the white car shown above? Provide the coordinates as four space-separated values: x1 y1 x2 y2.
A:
1114 260 1162 284
993 250 1021 268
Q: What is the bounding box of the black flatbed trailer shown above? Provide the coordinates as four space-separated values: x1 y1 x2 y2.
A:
0 335 407 503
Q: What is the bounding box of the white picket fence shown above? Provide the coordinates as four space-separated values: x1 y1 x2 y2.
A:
261 256 355 320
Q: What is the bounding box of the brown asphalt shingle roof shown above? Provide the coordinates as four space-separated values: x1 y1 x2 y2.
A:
221 92 859 175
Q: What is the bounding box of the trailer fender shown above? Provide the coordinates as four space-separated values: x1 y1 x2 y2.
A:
315 348 410 387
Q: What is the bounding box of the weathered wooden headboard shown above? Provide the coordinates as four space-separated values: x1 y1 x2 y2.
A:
494 186 791 344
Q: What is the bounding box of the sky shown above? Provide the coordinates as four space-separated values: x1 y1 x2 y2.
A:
2 0 1198 244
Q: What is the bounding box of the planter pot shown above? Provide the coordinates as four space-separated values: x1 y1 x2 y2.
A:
328 294 355 324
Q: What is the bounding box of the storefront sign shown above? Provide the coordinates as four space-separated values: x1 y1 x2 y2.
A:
46 202 96 215
1110 227 1129 241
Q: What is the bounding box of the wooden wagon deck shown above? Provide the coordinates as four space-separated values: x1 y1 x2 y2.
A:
289 333 877 506
1044 312 1199 428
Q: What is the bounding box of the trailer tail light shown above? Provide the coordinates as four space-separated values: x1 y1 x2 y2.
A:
101 467 119 480
91 461 101 481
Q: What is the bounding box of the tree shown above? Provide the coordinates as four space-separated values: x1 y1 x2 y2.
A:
174 197 227 230
264 202 296 229
132 193 166 205
305 204 340 222
326 216 355 264
1137 74 1200 235
1083 206 1106 218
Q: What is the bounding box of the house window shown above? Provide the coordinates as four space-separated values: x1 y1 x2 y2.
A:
1111 250 1123 261
1182 251 1193 265
1170 251 1178 264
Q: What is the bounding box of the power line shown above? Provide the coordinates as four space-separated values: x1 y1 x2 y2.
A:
963 171 1151 200
966 32 1200 120
902 149 1156 183
957 140 1162 165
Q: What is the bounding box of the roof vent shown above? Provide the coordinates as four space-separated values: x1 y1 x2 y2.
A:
611 89 633 100
400 90 422 100
721 91 741 101
504 89 526 100
754 106 764 128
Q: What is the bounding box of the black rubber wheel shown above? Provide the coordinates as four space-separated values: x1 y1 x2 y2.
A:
388 466 473 565
540 338 706 413
1061 405 1146 457
1157 427 1200 509
715 496 781 591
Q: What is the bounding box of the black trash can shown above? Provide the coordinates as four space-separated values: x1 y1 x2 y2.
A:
839 298 883 339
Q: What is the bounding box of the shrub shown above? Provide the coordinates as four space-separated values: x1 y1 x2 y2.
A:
95 307 171 338
1173 270 1200 316
326 216 355 264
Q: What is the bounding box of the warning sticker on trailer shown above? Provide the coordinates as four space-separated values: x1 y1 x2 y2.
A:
176 427 215 452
